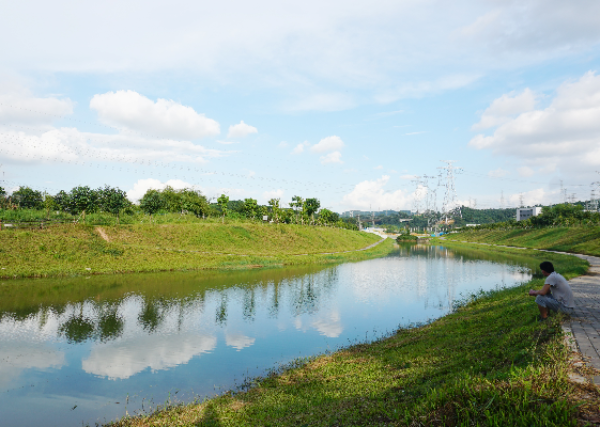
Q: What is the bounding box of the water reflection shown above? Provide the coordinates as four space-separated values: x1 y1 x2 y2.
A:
0 245 534 427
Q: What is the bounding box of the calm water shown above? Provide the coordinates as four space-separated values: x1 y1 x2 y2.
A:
0 244 533 427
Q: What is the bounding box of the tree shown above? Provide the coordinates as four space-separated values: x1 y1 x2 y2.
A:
12 186 44 210
179 188 209 218
268 198 281 223
42 192 56 220
139 189 166 222
69 186 100 219
290 195 304 223
217 194 229 223
243 198 258 219
303 198 320 224
98 186 129 224
54 190 71 213
318 208 338 225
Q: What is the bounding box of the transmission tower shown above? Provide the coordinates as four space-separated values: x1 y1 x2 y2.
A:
438 160 460 223
411 176 422 214
519 193 524 208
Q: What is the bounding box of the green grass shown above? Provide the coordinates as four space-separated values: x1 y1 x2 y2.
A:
106 247 600 427
445 226 600 256
0 222 387 279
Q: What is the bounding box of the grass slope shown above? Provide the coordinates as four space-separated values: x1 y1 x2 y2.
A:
0 223 386 279
445 226 600 256
108 247 600 427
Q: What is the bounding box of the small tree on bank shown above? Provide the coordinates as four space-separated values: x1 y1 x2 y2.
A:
217 194 229 223
140 189 166 223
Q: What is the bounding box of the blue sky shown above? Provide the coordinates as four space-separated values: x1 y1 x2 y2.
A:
1 0 600 212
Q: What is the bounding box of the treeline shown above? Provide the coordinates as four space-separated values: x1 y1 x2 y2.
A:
0 185 357 229
465 204 600 230
453 206 517 227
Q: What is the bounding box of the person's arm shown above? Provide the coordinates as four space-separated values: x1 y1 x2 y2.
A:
534 283 551 296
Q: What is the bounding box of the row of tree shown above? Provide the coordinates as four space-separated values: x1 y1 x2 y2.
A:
466 204 600 230
0 185 355 229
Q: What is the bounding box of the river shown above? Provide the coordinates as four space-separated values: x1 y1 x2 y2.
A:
0 243 534 427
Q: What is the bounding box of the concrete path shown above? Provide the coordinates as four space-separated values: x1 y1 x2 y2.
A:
561 253 600 384
444 239 600 384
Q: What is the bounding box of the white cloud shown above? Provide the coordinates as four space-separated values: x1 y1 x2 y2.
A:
278 141 289 148
263 189 284 200
0 342 65 388
0 126 226 167
473 89 537 130
488 168 509 178
507 188 558 207
399 174 415 180
82 333 217 379
0 92 73 126
311 310 343 338
2 1 600 108
518 166 534 177
227 120 258 138
320 151 343 164
342 175 410 210
311 136 344 153
225 332 256 350
217 140 240 144
469 71 600 179
283 93 356 112
405 131 426 136
90 90 220 140
127 178 194 202
374 165 383 170
292 142 309 154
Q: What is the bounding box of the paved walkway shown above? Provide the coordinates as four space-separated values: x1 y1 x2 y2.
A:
561 253 600 384
446 239 600 384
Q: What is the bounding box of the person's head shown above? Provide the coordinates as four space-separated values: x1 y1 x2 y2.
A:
539 261 555 276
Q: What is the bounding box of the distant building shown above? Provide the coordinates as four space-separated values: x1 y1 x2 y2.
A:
465 224 480 227
516 207 543 221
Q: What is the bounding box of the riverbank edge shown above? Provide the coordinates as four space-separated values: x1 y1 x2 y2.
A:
438 235 600 387
106 244 599 427
2 235 394 281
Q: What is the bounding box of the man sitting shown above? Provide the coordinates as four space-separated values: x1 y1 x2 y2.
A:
529 261 575 320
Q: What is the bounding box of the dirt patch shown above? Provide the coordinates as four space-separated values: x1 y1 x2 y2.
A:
95 227 110 242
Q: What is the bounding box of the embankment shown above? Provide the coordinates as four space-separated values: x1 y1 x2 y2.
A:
106 245 598 427
444 226 600 256
1 223 389 279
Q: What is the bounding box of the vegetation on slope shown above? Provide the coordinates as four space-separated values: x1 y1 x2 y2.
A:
0 222 387 279
446 226 600 257
107 248 598 427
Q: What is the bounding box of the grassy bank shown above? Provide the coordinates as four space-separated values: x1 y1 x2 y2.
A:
444 226 600 256
0 223 387 279
107 247 600 427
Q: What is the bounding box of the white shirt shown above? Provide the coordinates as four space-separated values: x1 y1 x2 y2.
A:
545 272 574 308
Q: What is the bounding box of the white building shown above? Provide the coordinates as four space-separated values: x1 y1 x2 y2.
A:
516 206 543 221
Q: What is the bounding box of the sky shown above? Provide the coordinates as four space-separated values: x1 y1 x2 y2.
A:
1 0 600 212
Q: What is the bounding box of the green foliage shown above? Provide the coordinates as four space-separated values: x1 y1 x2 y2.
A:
303 197 320 221
243 198 258 219
12 186 44 210
317 208 338 225
268 198 281 222
69 186 100 217
98 186 129 223
139 189 166 219
217 194 230 219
